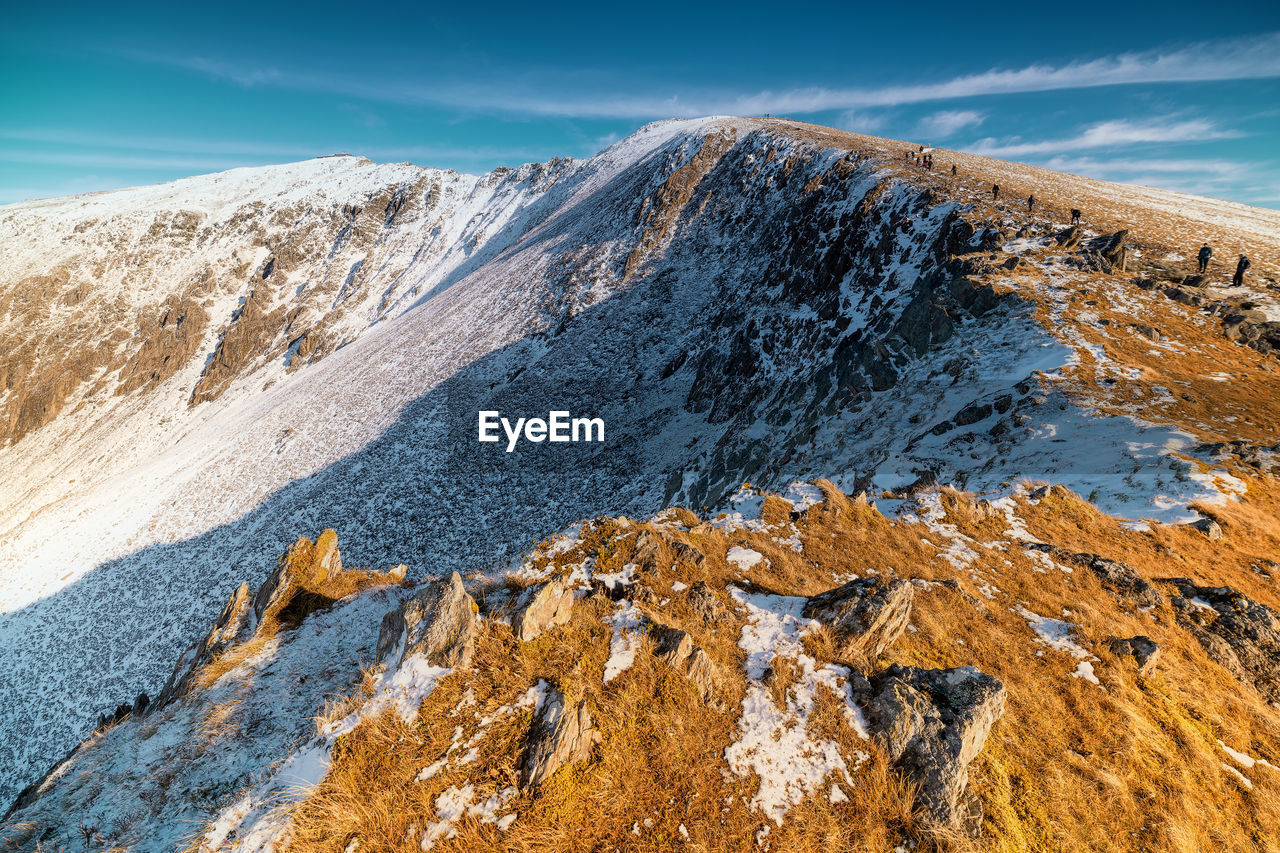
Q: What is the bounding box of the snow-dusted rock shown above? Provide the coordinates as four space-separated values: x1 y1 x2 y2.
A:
858 664 1006 833
376 572 477 670
510 579 574 642
803 576 914 659
520 688 600 787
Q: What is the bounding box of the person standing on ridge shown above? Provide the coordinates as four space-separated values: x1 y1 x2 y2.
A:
951 164 957 176
1235 254 1251 286
1027 194 1035 213
1071 208 1081 225
992 183 1000 200
1198 243 1212 273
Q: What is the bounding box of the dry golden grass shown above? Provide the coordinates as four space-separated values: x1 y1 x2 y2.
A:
270 475 1280 852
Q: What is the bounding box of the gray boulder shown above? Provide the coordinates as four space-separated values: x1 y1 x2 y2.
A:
1090 230 1130 265
520 688 600 787
510 579 574 642
803 576 914 659
376 571 477 670
1106 635 1161 676
1184 518 1224 540
858 664 1006 832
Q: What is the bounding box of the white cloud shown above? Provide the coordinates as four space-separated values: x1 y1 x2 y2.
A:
968 117 1240 157
915 110 985 138
117 31 1280 118
836 110 892 134
1043 156 1248 177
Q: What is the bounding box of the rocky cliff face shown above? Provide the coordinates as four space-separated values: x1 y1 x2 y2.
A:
2 117 1280 833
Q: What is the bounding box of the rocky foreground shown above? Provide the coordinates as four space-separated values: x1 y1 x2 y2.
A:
5 477 1280 852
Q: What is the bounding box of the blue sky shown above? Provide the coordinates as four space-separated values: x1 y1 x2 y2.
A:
2 0 1278 206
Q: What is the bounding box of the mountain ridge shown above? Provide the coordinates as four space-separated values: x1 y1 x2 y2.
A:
2 118 1280 847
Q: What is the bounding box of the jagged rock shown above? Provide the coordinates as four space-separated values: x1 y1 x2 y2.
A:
1167 286 1206 306
652 625 724 706
954 401 992 426
510 579 575 641
520 688 600 787
1162 579 1280 702
687 581 728 623
151 580 255 709
803 576 914 659
857 664 1006 832
1184 518 1224 540
1090 230 1129 265
633 529 666 567
1055 224 1084 249
1028 545 1162 607
253 529 343 624
1131 324 1163 342
376 571 477 669
1182 274 1208 289
1107 636 1161 676
132 692 149 716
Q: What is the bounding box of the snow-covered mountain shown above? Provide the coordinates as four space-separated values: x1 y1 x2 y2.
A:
3 118 1280 846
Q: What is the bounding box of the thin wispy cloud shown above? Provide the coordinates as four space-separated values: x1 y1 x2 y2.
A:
1043 156 1250 177
118 31 1280 118
915 110 984 138
836 110 893 134
968 117 1241 157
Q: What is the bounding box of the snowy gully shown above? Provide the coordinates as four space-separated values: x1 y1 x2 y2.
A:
478 410 605 452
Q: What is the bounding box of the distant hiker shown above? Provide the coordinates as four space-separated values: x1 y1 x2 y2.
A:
1235 254 1251 286
1197 243 1212 273
1071 208 1081 225
951 164 957 176
992 183 1000 200
1027 194 1035 213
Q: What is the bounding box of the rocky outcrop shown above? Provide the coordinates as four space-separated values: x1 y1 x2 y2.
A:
1106 635 1161 676
520 688 600 787
151 530 404 711
376 572 477 669
652 625 724 706
151 581 254 709
1162 579 1280 702
510 579 574 642
857 664 1006 833
190 287 292 405
1028 545 1162 607
251 529 344 627
803 576 914 659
